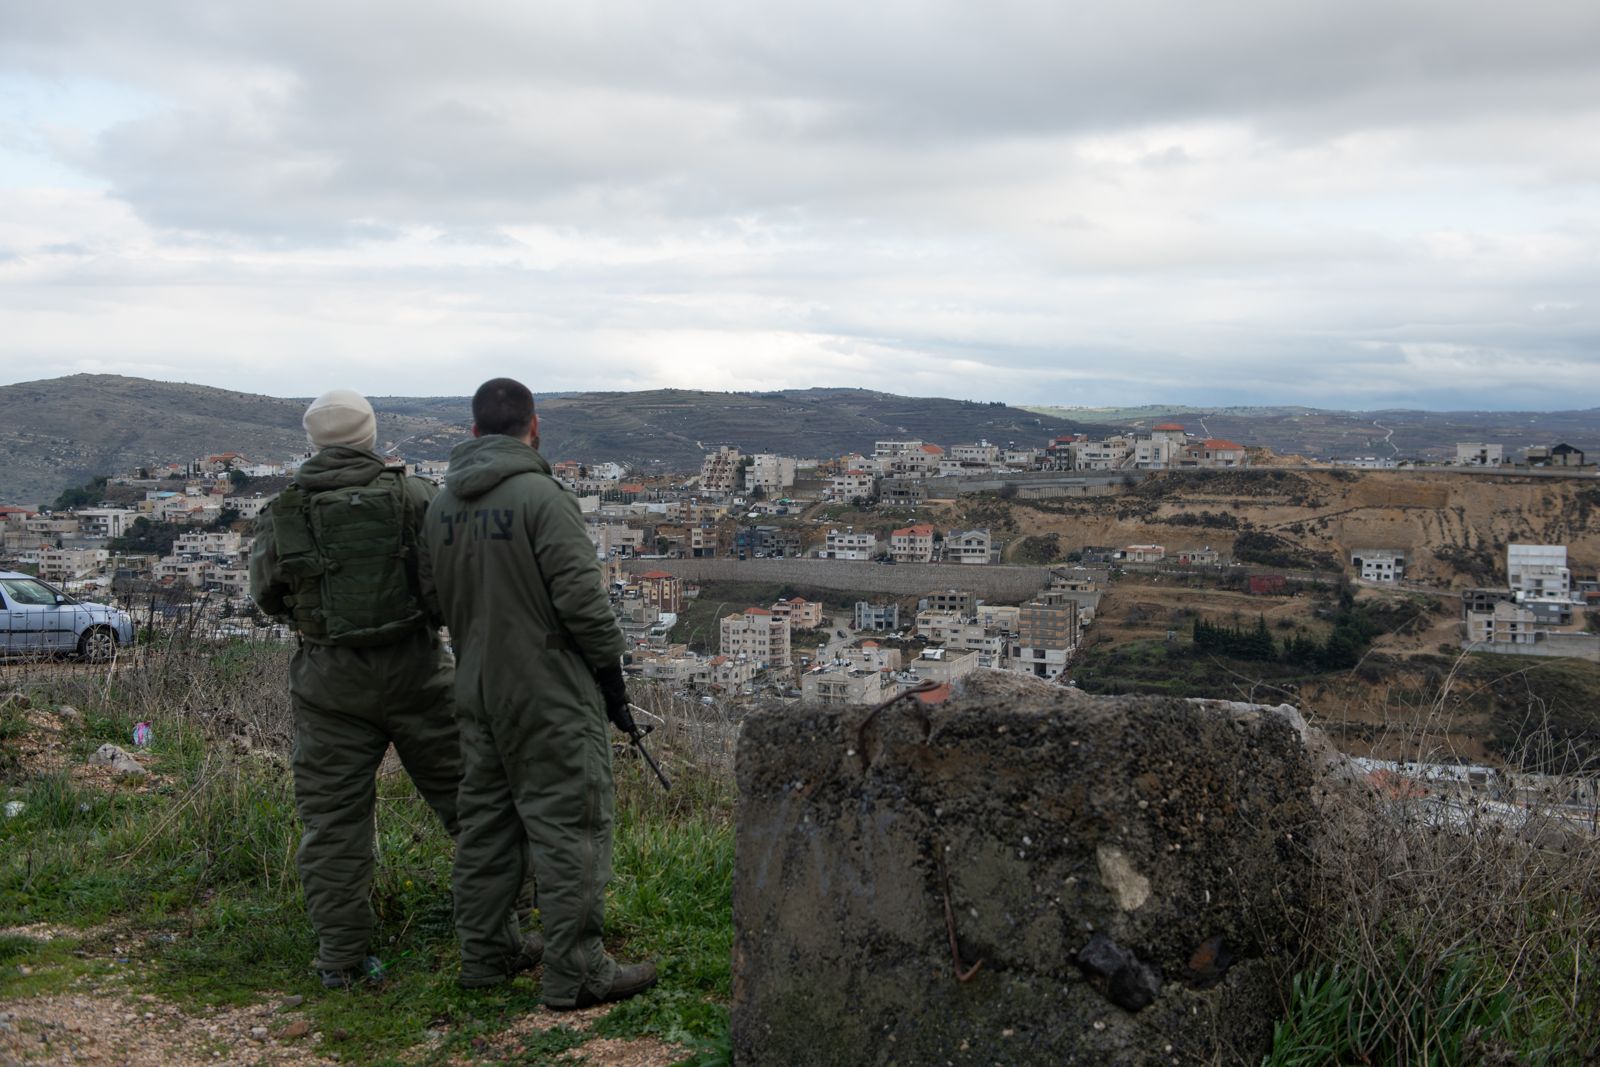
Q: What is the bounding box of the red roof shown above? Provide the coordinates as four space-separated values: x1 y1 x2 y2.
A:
1200 439 1244 450
709 655 729 666
912 683 952 706
638 570 674 579
920 443 945 454
744 607 773 616
1153 423 1185 431
893 524 935 538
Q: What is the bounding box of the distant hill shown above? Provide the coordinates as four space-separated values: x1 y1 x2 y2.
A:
0 375 451 507
11 375 1598 509
0 377 1090 506
1025 405 1600 460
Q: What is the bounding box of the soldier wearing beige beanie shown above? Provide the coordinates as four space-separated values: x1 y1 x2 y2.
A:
302 389 379 453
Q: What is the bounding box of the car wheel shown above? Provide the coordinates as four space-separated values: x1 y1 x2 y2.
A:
78 626 117 662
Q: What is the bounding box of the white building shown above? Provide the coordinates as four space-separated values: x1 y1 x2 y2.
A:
1074 437 1132 471
719 607 791 669
824 527 878 561
1456 443 1504 467
1352 549 1406 583
944 529 994 564
801 666 895 706
75 508 140 539
948 442 1000 466
828 470 877 502
906 647 981 685
223 495 276 521
748 454 797 494
174 530 245 559
1507 544 1571 599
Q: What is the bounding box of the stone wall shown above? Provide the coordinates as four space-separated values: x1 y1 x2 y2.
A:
732 673 1326 1065
1466 635 1600 662
620 558 1054 603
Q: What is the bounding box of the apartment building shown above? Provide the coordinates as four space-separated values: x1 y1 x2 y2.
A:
1179 440 1247 469
1011 599 1080 680
720 607 791 669
747 454 797 494
823 527 877 561
923 589 977 618
944 529 993 564
1507 544 1570 599
75 508 140 539
634 571 684 614
907 647 981 686
855 601 900 631
1466 601 1538 645
975 603 1020 632
844 642 902 672
878 477 927 508
801 667 894 706
174 531 244 559
890 524 935 563
1074 437 1132 471
948 442 1000 466
699 446 742 494
829 470 877 502
770 597 824 629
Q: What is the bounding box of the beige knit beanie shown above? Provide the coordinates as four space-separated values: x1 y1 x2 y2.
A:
303 389 377 452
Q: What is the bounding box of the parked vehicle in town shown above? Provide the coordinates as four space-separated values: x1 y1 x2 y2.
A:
0 571 136 660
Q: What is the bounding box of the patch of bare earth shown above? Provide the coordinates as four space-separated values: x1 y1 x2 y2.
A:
440 1002 686 1066
5 702 165 793
1 949 685 1067
0 987 338 1067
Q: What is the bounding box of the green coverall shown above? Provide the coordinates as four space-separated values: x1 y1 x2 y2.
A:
419 435 627 1003
249 446 463 973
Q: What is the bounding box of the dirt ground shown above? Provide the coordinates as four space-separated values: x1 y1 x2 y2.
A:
0 923 686 1067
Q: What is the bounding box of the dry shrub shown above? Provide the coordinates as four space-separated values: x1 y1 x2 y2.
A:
1277 661 1600 1064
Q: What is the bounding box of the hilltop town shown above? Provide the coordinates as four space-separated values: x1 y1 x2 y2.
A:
5 419 1598 726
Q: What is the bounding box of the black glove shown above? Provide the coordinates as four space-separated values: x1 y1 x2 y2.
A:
595 664 636 734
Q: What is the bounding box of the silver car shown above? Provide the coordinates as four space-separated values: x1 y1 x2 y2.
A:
0 571 136 660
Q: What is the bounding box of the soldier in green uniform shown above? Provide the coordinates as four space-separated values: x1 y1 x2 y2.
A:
249 390 537 988
421 377 656 1006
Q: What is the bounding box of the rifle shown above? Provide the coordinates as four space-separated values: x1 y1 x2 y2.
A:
626 704 672 791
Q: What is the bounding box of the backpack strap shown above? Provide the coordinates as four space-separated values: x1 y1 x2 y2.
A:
268 483 328 638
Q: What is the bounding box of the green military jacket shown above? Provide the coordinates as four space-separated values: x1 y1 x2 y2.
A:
248 446 439 625
420 435 624 718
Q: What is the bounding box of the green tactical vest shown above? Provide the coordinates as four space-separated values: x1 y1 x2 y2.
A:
268 470 427 647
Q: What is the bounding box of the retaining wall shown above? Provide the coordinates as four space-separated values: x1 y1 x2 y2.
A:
621 557 1054 602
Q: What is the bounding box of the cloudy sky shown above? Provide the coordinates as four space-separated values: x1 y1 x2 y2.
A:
2 1 1597 409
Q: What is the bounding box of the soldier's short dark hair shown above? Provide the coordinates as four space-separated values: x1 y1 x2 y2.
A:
472 378 537 437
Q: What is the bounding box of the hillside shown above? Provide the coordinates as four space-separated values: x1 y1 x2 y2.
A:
1025 404 1600 461
0 375 453 507
0 377 1094 506
943 467 1600 587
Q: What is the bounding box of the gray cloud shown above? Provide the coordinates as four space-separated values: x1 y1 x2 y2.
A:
1 1 1598 407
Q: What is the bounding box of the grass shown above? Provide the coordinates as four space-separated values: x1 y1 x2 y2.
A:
1263 665 1600 1066
0 643 735 1065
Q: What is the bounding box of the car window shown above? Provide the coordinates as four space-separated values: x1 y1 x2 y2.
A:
0 578 60 606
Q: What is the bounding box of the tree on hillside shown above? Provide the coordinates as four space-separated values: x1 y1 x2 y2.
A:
50 475 109 512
